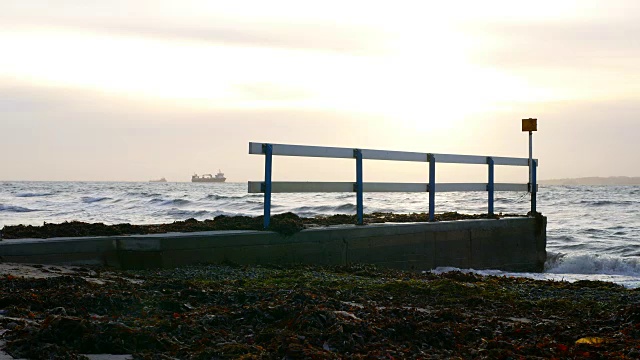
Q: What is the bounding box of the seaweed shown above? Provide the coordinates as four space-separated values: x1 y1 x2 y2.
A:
1 212 527 240
0 264 638 359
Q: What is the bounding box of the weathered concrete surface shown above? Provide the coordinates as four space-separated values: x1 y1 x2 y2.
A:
0 217 547 272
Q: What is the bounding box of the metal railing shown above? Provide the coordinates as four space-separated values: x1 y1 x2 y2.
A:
248 142 538 228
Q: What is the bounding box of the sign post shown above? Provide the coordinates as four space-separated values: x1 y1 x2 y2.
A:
522 118 538 214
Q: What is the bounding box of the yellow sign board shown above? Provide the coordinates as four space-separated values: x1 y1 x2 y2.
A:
522 118 537 132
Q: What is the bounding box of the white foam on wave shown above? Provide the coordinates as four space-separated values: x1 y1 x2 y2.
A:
545 252 640 276
430 252 640 289
431 267 640 289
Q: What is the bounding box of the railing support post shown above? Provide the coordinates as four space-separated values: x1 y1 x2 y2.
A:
531 159 537 215
428 154 436 222
263 143 273 229
487 157 495 216
528 130 533 192
354 149 364 225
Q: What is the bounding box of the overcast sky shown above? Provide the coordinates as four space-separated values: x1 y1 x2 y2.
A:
1 0 639 182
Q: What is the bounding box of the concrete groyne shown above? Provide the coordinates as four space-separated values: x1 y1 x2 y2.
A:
0 217 546 272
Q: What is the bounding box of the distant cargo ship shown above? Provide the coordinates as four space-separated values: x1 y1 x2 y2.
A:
192 170 226 183
149 177 167 183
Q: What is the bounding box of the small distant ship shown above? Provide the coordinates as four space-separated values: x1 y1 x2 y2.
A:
192 170 226 183
149 177 167 183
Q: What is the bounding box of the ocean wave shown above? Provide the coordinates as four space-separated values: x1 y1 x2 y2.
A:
579 199 634 207
335 194 353 199
0 204 39 213
335 203 357 212
550 243 588 251
608 225 626 230
81 196 112 203
292 203 357 214
545 252 640 276
148 198 192 206
494 197 517 204
582 228 606 234
201 194 248 201
126 192 161 198
203 194 223 200
15 192 56 197
166 209 217 218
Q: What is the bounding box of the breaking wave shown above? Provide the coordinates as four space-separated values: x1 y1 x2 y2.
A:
545 252 640 277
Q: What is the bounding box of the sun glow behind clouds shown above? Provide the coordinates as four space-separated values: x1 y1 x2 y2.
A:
1 15 559 128
2 0 640 183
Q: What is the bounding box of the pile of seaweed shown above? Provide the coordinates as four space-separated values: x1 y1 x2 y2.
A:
1 212 520 239
1 264 639 359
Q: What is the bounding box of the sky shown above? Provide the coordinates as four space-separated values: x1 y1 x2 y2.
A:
1 0 639 183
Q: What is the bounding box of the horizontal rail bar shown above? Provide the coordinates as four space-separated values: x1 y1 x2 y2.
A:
249 142 535 166
249 182 353 193
493 157 532 166
248 181 531 193
365 183 427 192
361 149 427 162
249 143 354 159
432 154 487 165
433 154 531 166
437 183 488 192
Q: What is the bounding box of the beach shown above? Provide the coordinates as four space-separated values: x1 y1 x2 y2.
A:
2 182 639 357
3 1 640 358
1 262 640 359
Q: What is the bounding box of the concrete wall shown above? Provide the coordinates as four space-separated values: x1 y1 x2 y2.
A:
0 217 547 272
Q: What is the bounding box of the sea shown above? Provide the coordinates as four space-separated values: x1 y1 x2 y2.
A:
1 181 639 288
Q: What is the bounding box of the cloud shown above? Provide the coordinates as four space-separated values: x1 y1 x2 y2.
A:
0 85 60 113
232 83 313 102
0 81 142 120
466 19 640 70
0 81 376 181
1 2 390 55
104 21 387 55
2 80 639 182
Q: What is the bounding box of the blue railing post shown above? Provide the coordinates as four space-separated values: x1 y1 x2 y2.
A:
263 143 273 229
428 154 436 222
531 159 537 215
487 157 495 216
354 149 364 225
